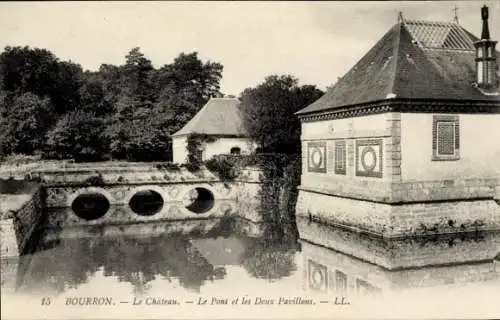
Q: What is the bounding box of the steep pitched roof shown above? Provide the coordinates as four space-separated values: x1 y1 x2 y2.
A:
297 19 500 115
172 98 249 137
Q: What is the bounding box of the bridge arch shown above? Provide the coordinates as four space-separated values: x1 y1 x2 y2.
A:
67 187 115 208
123 185 167 205
67 187 116 221
125 185 167 216
179 184 219 215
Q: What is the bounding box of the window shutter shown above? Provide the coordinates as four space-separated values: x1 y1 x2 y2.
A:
432 115 460 161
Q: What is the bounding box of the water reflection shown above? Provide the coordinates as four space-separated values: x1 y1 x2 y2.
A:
9 217 300 296
241 238 298 281
298 218 500 295
2 212 499 303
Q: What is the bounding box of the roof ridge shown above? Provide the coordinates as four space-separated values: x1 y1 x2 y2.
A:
404 19 458 26
387 23 403 98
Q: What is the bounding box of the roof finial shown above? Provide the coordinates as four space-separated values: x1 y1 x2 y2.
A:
453 5 459 24
481 5 490 40
398 11 404 23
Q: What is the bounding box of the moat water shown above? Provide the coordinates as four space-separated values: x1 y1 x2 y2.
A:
2 205 500 319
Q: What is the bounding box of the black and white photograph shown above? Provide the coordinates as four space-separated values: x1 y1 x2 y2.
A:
1 1 499 319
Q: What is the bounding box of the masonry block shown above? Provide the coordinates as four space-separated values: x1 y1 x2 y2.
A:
297 188 500 239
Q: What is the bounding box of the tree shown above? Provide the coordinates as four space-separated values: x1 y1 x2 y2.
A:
0 46 59 95
0 46 83 115
240 75 323 154
0 45 225 162
79 73 113 116
104 47 156 159
0 92 55 156
97 64 122 107
45 109 109 162
106 50 224 161
120 47 155 104
152 52 223 134
50 60 83 114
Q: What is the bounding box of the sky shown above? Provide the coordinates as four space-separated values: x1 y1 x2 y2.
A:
1 1 499 95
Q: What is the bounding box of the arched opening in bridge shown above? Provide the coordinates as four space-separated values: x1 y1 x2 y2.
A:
184 187 215 214
129 190 164 216
230 147 241 155
71 193 110 220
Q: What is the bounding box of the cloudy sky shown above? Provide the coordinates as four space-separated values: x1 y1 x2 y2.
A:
1 1 499 95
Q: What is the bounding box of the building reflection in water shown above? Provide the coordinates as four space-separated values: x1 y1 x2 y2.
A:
3 209 499 300
298 217 500 296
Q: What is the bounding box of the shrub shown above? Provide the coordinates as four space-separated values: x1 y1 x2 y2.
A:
186 133 217 170
205 156 240 181
183 162 201 173
84 173 105 186
156 162 181 171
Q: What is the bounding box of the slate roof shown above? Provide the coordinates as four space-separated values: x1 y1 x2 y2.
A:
297 19 500 115
172 98 249 137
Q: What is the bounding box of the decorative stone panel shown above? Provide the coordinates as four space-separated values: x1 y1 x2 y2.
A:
307 141 327 173
355 139 383 178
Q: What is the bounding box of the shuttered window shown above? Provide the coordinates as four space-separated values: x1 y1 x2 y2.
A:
432 115 460 161
334 140 346 175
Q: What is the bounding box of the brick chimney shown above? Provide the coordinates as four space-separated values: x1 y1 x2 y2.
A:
473 5 498 89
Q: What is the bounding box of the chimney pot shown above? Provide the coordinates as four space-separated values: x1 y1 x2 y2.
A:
474 5 497 91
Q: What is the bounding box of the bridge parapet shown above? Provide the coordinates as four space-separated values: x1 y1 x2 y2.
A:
30 163 263 186
34 166 218 186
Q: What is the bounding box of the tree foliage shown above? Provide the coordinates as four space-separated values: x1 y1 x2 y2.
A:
45 110 109 162
240 75 323 154
0 92 55 155
0 45 224 162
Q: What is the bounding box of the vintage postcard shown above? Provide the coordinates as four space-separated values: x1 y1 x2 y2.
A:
1 1 499 319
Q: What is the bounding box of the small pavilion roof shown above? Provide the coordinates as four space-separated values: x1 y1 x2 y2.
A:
297 18 499 115
172 98 249 137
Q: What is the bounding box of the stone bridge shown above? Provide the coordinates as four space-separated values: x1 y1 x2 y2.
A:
28 162 263 227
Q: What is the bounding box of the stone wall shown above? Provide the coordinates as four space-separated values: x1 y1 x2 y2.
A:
400 113 500 181
298 177 499 204
300 112 400 201
296 189 500 238
299 111 500 213
233 167 264 223
36 165 220 186
0 184 44 258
